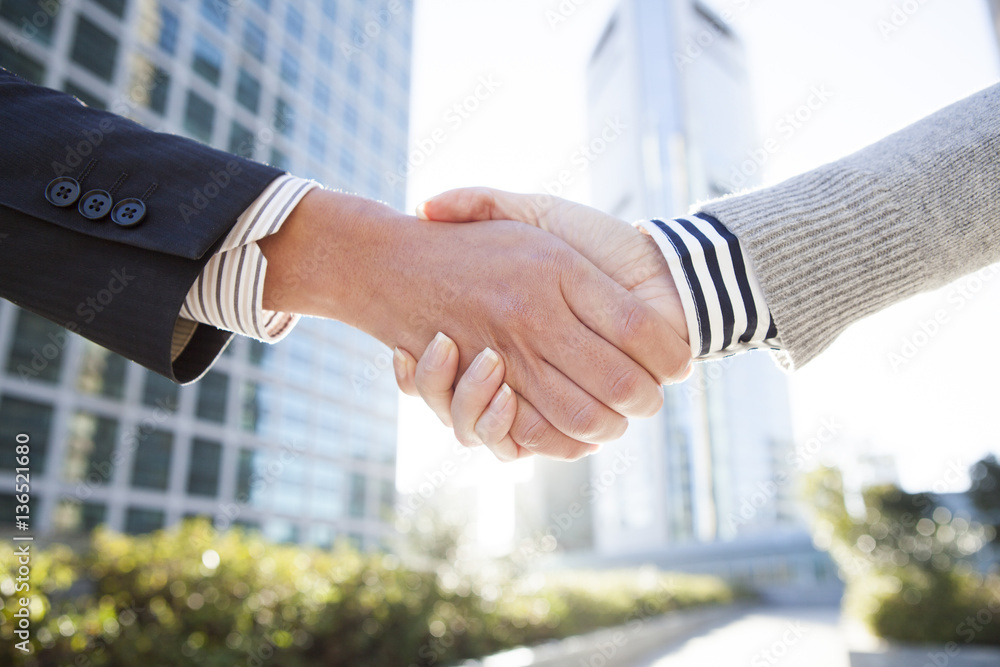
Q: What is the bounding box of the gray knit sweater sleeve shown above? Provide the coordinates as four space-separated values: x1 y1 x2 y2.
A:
697 82 1000 370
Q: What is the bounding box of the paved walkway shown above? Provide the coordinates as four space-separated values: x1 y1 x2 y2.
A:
629 606 849 667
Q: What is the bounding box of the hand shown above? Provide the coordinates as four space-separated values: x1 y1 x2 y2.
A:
394 334 522 462
259 189 687 461
399 188 693 455
417 188 690 344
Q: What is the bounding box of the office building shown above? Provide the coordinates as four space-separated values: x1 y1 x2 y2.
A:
515 0 838 601
0 0 412 549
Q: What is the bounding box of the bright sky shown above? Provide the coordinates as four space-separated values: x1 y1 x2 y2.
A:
397 0 1000 506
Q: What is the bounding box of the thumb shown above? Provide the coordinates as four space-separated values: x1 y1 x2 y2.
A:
416 187 543 226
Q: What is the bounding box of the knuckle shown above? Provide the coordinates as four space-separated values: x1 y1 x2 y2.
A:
616 299 649 348
605 366 643 409
663 349 692 383
566 401 607 441
512 412 553 450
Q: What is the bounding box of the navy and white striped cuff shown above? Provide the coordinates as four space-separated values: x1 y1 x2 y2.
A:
171 174 317 360
638 213 783 361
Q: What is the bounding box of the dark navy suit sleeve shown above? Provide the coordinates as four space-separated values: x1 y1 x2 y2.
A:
0 68 283 383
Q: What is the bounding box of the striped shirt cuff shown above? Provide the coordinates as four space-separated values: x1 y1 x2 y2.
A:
172 174 318 358
638 213 783 361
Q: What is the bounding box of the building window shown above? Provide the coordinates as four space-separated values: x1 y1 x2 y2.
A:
62 412 117 486
242 19 266 61
71 15 119 82
367 168 381 201
348 473 366 518
280 48 300 88
272 457 304 515
229 121 256 159
313 80 330 113
240 381 261 432
250 0 271 12
380 479 395 520
1 0 60 45
343 103 357 135
93 0 126 17
125 507 165 534
263 519 298 544
350 419 368 459
311 465 344 519
318 35 333 66
269 148 289 171
192 34 223 85
235 448 256 502
308 524 335 548
63 81 107 110
142 370 178 412
157 5 180 55
236 68 261 112
76 342 127 400
373 85 385 110
0 494 21 527
196 371 229 423
187 438 222 497
0 42 45 83
131 430 173 491
6 309 64 384
200 0 228 32
340 147 355 179
285 5 303 40
371 127 383 154
184 90 215 143
308 123 326 162
129 56 171 115
248 341 273 367
53 500 107 533
274 97 294 137
0 395 52 474
322 0 337 21
347 62 360 88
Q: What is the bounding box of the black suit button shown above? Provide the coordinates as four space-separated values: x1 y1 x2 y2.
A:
111 198 146 227
45 177 81 207
79 190 113 220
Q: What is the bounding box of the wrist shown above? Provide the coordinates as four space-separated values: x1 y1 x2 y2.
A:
635 229 689 346
259 188 411 335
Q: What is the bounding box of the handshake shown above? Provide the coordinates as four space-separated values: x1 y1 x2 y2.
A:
261 185 694 463
389 188 693 463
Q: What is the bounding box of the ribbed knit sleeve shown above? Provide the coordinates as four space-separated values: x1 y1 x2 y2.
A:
698 82 1000 370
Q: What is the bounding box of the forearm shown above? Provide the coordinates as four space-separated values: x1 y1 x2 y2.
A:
698 83 1000 369
258 187 411 341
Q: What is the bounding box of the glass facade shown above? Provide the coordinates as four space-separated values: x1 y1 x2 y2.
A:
0 0 410 550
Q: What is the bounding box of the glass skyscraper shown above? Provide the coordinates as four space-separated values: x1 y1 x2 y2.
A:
0 0 411 549
513 0 840 603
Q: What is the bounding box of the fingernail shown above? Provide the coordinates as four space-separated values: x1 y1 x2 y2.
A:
393 347 406 369
415 201 429 220
587 443 602 456
492 383 513 410
468 348 499 382
425 332 451 370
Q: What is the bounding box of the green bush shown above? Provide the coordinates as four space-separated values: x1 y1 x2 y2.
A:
804 466 1000 646
0 521 734 666
853 570 1000 645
